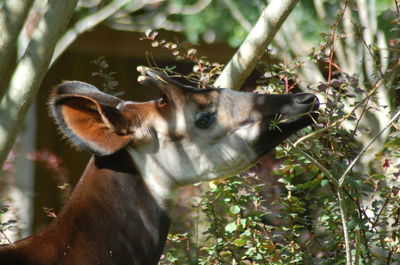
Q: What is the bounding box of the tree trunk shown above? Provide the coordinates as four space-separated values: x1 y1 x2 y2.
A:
214 0 300 90
0 0 79 170
0 0 34 87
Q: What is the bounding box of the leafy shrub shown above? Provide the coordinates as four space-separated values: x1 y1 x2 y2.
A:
149 2 400 263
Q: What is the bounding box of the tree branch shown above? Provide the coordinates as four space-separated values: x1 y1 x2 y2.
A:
214 0 300 90
51 0 131 66
168 0 212 15
108 0 209 33
292 58 399 147
287 140 351 264
0 0 34 83
338 190 352 265
287 140 338 188
0 0 78 169
222 0 252 32
339 109 400 187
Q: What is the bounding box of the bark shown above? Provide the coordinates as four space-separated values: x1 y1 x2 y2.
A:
214 0 300 90
0 0 79 169
5 103 37 241
0 0 34 83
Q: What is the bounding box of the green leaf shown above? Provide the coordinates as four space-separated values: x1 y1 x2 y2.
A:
347 220 357 230
233 238 247 247
371 174 385 180
240 218 247 228
321 179 329 187
320 215 330 222
225 222 237 233
229 205 240 214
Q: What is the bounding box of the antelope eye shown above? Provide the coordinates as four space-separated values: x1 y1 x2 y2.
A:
157 95 168 107
195 112 216 129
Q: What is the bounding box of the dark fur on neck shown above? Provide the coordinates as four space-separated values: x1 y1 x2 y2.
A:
0 149 171 265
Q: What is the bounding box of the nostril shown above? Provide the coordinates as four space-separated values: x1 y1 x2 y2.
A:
295 93 319 106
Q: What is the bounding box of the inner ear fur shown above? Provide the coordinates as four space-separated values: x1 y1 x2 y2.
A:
50 81 135 156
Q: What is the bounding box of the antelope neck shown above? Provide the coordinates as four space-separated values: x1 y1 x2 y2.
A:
0 149 171 265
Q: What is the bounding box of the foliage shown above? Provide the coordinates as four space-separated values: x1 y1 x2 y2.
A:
0 205 17 245
91 57 123 96
106 0 395 48
148 1 400 264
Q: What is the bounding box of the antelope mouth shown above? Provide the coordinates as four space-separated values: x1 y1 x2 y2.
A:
255 97 320 156
278 95 320 127
279 111 319 127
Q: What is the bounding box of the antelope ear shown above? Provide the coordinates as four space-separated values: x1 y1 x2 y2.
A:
49 81 135 156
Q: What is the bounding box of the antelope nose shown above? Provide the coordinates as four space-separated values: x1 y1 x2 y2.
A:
294 93 319 109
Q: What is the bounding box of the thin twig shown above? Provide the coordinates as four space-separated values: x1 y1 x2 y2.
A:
338 190 352 265
167 0 212 15
287 141 338 188
290 80 400 265
350 97 369 138
395 0 400 21
353 22 385 79
355 229 361 265
51 0 137 66
327 1 348 87
263 226 281 261
370 195 391 231
0 230 13 245
289 139 353 264
350 188 373 263
293 59 400 147
289 98 400 265
339 109 400 187
222 0 252 31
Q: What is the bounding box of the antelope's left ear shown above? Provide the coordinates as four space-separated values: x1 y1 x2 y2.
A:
49 81 136 156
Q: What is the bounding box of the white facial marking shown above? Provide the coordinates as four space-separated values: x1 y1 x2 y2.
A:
125 89 272 210
127 120 263 209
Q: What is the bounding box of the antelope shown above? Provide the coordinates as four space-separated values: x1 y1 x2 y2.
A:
0 67 319 264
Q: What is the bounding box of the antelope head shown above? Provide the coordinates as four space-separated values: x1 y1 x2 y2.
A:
51 67 319 207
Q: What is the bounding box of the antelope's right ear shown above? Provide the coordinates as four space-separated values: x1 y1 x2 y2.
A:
49 81 136 156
